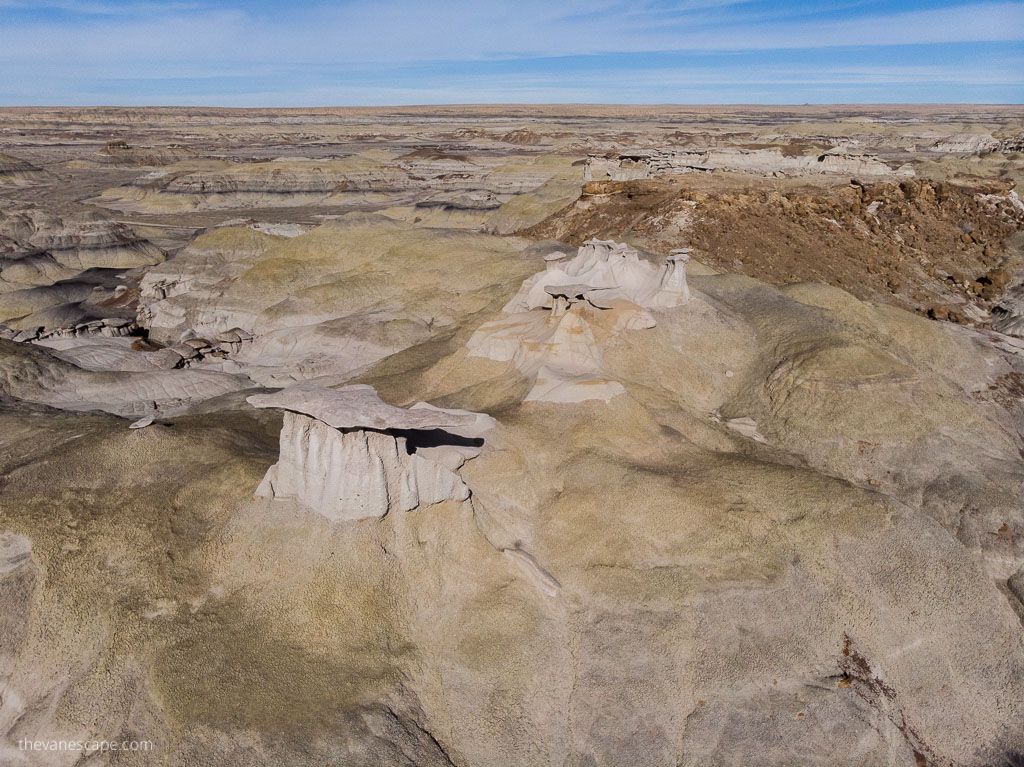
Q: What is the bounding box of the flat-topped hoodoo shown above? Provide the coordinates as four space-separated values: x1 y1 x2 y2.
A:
248 382 494 522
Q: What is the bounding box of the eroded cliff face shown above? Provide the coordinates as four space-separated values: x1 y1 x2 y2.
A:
0 206 165 336
0 153 47 185
92 153 578 215
585 146 913 181
0 208 163 291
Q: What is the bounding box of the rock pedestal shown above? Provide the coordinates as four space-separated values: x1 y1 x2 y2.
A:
248 382 494 522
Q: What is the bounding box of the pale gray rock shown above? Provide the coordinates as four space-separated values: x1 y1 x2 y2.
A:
216 329 243 344
502 547 561 597
586 147 912 181
133 215 533 386
32 316 139 342
168 343 200 361
0 338 254 417
37 336 154 372
0 530 33 577
656 248 692 305
12 328 40 342
253 412 470 522
543 283 614 312
247 381 480 432
471 240 681 403
992 263 1024 339
248 383 494 522
930 133 999 153
0 208 163 292
95 153 572 212
504 238 690 314
146 347 184 370
725 415 766 442
1008 569 1024 606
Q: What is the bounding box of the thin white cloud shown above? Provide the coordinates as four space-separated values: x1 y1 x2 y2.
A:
0 0 1020 104
2 52 1019 105
0 1 1021 66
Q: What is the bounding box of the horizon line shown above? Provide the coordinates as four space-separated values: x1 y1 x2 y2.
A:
2 102 1023 111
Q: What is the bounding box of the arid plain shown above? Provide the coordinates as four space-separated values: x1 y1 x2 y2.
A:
2 105 1024 766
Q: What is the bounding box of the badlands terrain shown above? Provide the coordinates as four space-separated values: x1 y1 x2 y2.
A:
1 104 1024 766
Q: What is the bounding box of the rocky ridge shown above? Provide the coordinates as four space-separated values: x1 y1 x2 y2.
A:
526 177 1024 330
586 147 912 181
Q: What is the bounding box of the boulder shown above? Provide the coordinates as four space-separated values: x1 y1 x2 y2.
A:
146 348 184 369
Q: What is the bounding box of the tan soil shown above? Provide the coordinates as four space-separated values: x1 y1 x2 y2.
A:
524 177 1024 323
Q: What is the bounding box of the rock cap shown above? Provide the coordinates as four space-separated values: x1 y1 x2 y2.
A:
247 381 483 432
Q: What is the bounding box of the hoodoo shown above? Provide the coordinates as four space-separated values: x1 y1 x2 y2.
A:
247 382 495 521
656 248 692 305
468 239 685 402
503 238 691 314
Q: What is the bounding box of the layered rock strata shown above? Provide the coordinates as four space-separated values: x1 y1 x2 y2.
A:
0 208 164 292
586 147 912 181
0 153 47 184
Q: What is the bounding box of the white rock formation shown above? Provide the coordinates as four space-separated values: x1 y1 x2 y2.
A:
247 382 494 522
992 286 1024 339
503 238 689 315
0 336 255 418
654 248 693 306
469 239 685 403
585 147 912 180
929 133 999 153
992 311 1024 338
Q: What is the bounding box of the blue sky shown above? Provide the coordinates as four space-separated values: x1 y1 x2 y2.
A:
0 0 1021 105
